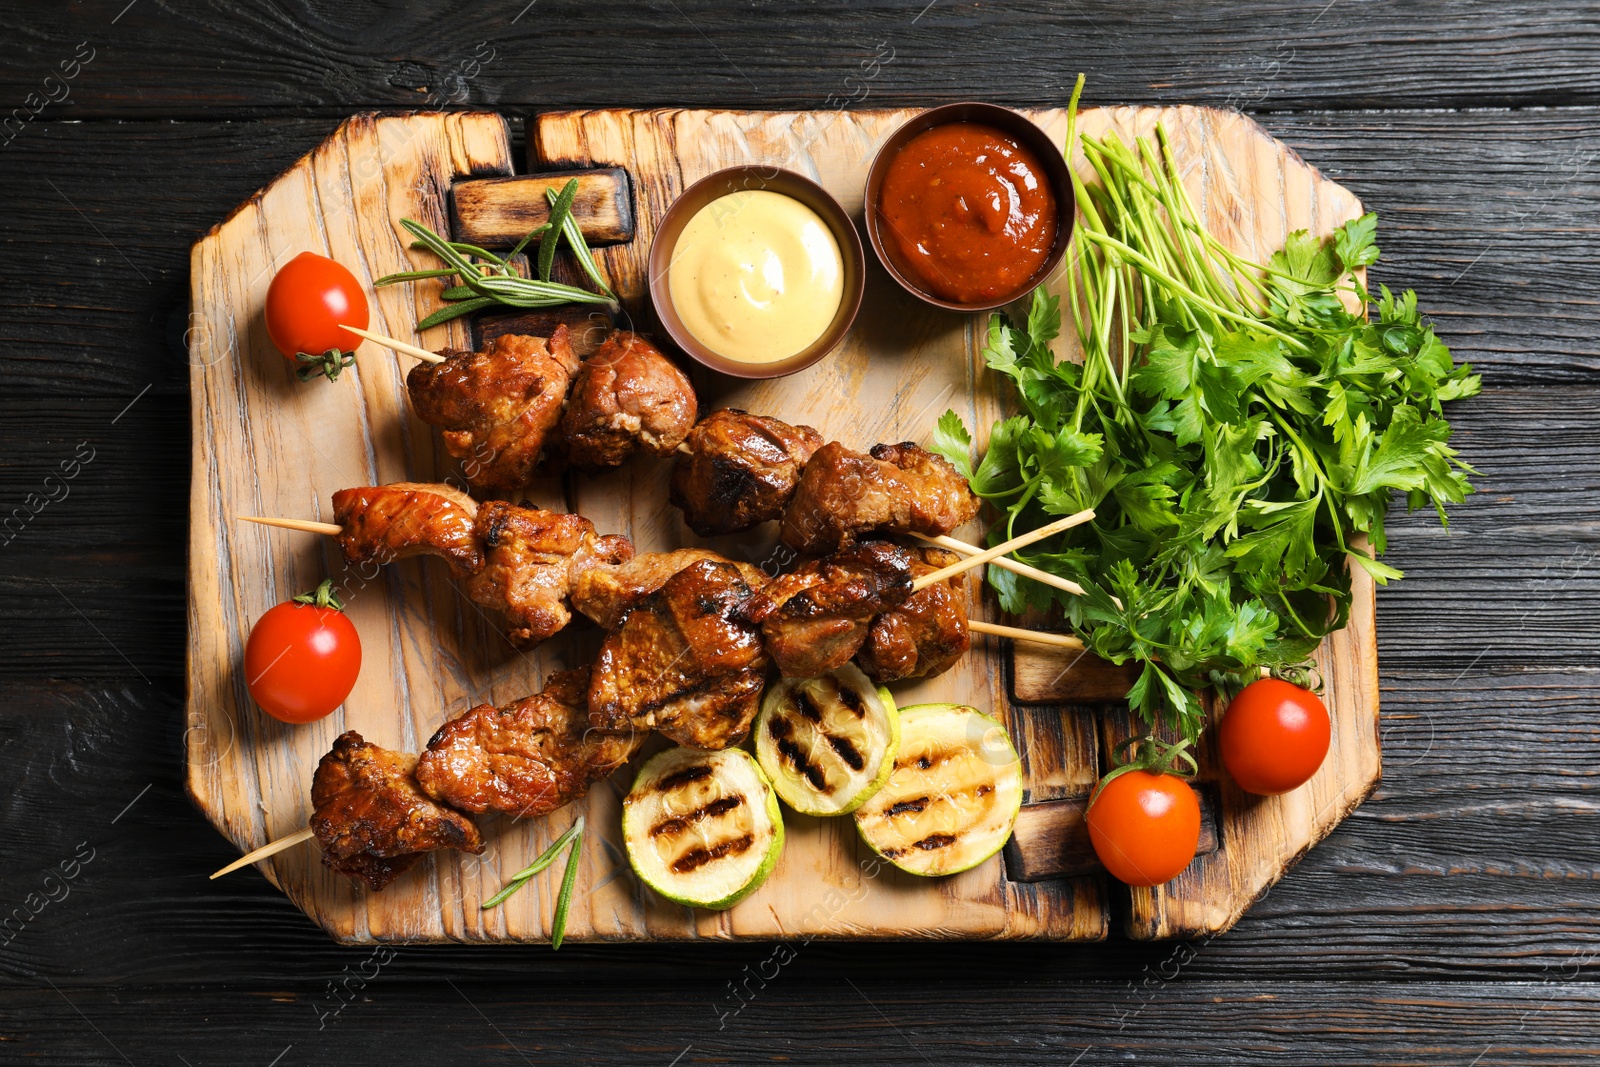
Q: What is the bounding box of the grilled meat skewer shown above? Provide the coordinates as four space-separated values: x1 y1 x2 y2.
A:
780 441 981 555
310 731 485 892
407 328 580 494
404 327 699 489
669 408 824 537
331 483 632 648
415 666 644 818
560 330 697 470
588 558 772 750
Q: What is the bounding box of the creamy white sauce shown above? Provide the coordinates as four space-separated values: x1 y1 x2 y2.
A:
668 190 843 364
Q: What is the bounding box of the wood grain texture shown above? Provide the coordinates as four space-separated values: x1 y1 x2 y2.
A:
5 668 1598 986
7 1 1600 117
4 980 1599 1066
2 3 1597 1056
184 111 570 946
180 107 1101 945
450 168 635 247
181 103 1370 944
7 109 1594 399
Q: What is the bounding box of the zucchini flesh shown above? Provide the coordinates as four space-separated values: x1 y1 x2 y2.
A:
853 703 1022 876
623 746 783 910
755 664 898 816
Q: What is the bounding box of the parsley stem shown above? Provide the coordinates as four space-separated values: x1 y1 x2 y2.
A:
1079 230 1309 351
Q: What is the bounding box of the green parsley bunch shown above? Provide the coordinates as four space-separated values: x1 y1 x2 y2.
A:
934 77 1480 741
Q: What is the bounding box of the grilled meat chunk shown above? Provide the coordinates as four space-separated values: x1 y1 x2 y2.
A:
588 558 770 750
407 328 580 492
463 500 632 648
780 441 980 554
331 482 483 580
857 546 970 682
749 540 915 678
561 330 697 470
415 667 642 817
669 408 824 536
570 547 768 631
310 731 483 892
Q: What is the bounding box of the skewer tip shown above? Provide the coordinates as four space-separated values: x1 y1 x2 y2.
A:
209 826 315 880
239 515 344 536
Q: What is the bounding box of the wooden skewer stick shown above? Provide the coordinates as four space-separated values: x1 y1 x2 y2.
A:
911 532 1088 598
911 510 1095 592
342 324 445 364
209 826 315 880
969 619 1085 650
240 516 342 536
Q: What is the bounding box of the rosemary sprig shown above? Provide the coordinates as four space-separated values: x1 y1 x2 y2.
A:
549 819 583 952
416 296 496 330
539 178 579 282
481 815 584 951
545 184 615 298
373 189 616 329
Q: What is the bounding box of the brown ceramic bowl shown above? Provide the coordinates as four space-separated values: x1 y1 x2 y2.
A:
863 102 1075 314
648 166 865 380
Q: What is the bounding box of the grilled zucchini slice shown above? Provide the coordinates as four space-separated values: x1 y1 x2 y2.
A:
623 746 784 910
755 664 900 817
853 703 1023 877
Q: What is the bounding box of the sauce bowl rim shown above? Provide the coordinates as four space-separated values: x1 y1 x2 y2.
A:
862 102 1075 314
647 165 866 381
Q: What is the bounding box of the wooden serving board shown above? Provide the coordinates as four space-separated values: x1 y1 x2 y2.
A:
186 104 1375 944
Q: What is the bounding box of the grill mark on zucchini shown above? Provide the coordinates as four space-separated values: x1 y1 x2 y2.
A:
881 780 998 819
655 764 713 792
913 833 956 851
649 794 743 837
671 832 756 873
794 687 823 723
837 685 865 717
825 733 865 771
885 797 928 817
776 736 828 791
898 750 956 773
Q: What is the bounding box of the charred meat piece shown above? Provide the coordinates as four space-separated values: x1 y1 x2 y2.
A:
332 482 483 580
407 328 580 492
669 408 824 536
780 441 980 555
588 558 770 750
748 539 915 678
561 330 697 470
415 667 643 817
570 547 768 631
462 501 632 648
310 731 483 892
857 546 970 682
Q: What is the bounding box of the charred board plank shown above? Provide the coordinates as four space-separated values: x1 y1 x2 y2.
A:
7 4 1600 116
449 168 635 248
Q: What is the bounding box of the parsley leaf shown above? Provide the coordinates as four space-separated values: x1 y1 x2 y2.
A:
947 94 1480 742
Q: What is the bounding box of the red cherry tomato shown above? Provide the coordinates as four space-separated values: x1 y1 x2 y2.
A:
1219 678 1331 796
264 251 369 381
244 581 361 724
1086 769 1201 887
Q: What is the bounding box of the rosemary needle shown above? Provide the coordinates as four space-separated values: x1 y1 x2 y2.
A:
481 816 585 950
549 817 584 952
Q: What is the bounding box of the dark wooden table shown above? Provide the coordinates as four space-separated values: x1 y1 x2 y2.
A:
3 2 1597 1062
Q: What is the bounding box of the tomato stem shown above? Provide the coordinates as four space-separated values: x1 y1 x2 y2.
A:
1090 735 1198 807
295 348 356 383
291 579 345 612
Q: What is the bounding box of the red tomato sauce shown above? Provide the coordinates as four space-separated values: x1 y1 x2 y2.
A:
876 122 1058 304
